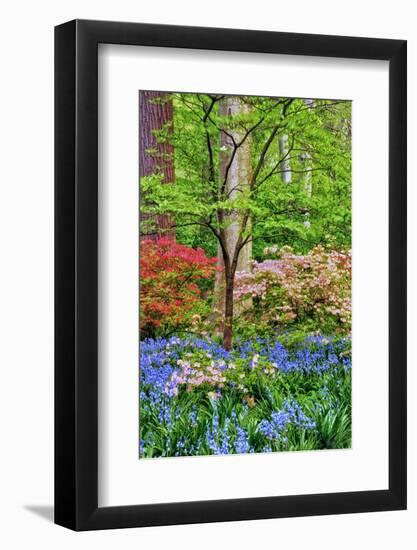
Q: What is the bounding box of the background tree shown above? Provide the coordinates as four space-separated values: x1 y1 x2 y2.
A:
279 133 292 183
139 91 175 240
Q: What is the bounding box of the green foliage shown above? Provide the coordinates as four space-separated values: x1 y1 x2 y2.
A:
140 93 351 259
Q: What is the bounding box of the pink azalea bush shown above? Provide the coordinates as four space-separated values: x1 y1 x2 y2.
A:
234 245 351 334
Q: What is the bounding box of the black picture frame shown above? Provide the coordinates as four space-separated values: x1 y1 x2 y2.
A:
55 19 407 531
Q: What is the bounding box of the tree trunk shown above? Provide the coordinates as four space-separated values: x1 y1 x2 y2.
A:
139 91 175 241
223 275 234 350
214 97 253 338
300 99 314 228
279 133 292 184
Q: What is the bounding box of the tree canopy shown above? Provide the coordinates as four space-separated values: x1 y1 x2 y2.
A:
141 93 351 259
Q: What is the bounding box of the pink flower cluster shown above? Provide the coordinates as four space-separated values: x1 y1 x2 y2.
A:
165 356 226 397
234 245 351 329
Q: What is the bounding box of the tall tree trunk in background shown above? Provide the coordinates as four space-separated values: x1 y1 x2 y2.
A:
279 134 292 184
139 91 175 241
214 97 253 346
300 99 314 228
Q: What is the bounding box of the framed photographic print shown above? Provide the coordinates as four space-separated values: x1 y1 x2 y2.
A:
55 19 406 530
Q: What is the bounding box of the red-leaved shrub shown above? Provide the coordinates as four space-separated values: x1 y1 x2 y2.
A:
140 238 217 336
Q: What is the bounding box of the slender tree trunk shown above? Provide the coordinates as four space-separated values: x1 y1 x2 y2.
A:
223 275 235 350
139 91 175 241
300 99 314 228
279 133 292 183
214 97 253 344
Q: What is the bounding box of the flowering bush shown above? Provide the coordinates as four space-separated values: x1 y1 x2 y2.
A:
234 245 351 334
139 334 351 457
140 238 217 336
164 351 227 397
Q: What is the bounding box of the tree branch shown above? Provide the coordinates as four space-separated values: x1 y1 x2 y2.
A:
250 124 281 189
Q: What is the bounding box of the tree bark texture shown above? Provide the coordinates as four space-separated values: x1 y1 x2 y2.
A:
139 91 175 241
214 97 253 348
